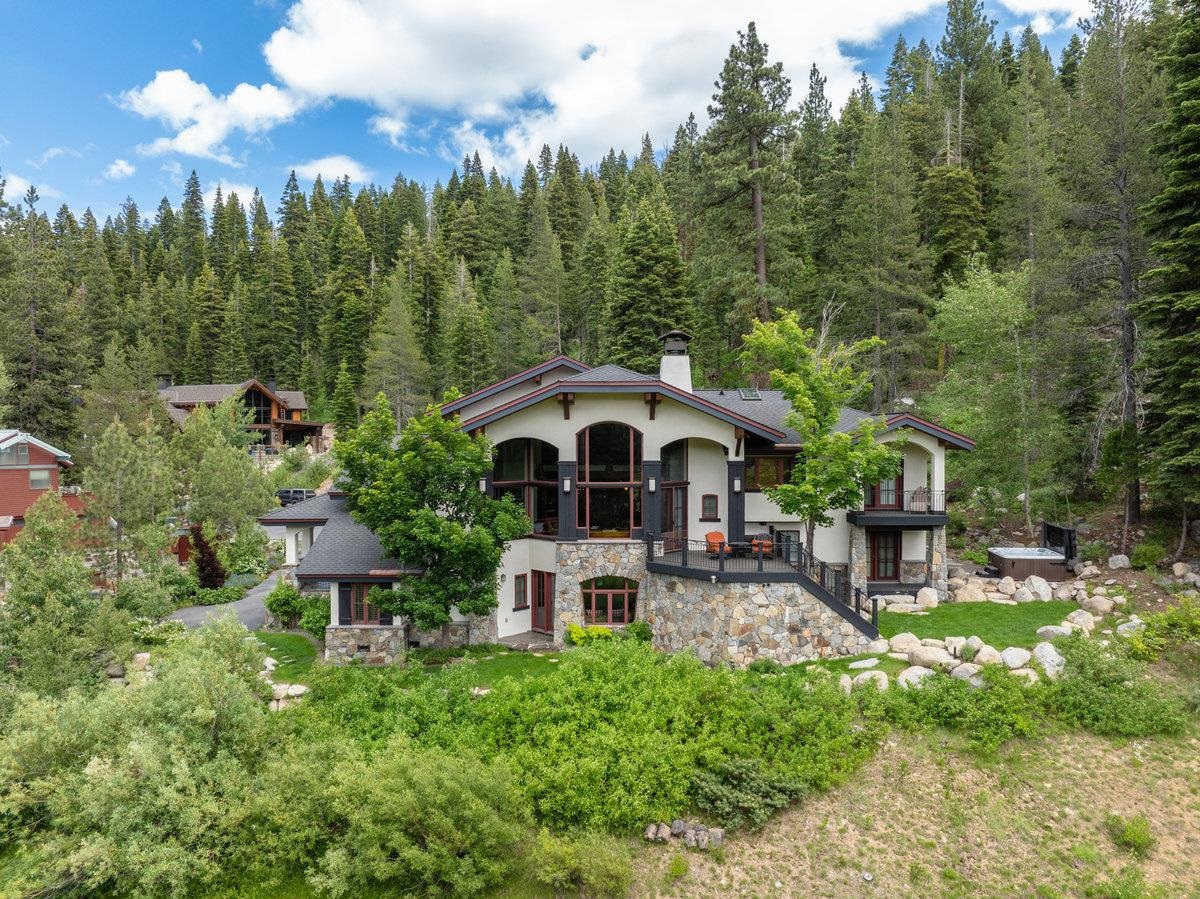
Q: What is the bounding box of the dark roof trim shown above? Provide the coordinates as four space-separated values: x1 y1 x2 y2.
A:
884 413 976 450
295 571 421 582
459 381 787 441
441 356 591 414
258 516 329 525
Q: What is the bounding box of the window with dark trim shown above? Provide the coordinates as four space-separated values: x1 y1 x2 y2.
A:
746 455 793 490
576 423 643 538
513 573 529 610
581 576 638 624
700 493 719 521
244 388 273 426
492 439 559 536
350 583 381 625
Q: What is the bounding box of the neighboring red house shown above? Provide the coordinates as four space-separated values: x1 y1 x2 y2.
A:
0 429 84 545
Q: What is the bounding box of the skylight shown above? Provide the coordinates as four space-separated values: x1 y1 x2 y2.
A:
738 388 761 400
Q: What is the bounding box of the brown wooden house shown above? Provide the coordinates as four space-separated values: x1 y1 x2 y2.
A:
158 379 326 452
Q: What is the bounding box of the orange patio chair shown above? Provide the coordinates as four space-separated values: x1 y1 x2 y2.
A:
705 530 726 555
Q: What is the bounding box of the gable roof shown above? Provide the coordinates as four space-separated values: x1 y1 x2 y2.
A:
459 378 788 441
884 413 976 450
0 429 73 464
158 380 308 412
258 491 341 525
290 493 419 580
441 356 590 415
559 363 654 383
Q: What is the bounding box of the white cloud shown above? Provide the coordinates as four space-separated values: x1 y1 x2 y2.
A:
997 0 1090 32
290 154 373 183
27 147 66 168
368 114 407 146
2 172 63 202
119 69 303 165
203 179 261 210
104 158 137 180
192 37 204 54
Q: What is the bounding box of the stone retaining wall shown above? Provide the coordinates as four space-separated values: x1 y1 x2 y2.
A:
554 540 648 645
325 625 406 664
642 573 872 667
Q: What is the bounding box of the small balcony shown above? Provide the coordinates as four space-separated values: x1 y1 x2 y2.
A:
846 487 949 527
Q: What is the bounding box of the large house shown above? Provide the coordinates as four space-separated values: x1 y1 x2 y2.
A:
0 430 84 545
263 332 973 667
158 378 326 451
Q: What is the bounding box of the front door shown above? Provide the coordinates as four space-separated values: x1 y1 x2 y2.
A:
532 570 555 632
661 486 687 551
870 531 900 581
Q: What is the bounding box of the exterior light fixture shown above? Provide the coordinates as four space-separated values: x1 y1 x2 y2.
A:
733 478 742 493
710 575 717 584
478 478 488 493
562 477 572 493
648 478 657 493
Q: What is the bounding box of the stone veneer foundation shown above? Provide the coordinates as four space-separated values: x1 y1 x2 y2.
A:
325 625 406 664
554 539 872 667
643 574 872 665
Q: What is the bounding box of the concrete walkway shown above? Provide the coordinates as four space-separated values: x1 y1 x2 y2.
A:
170 570 280 631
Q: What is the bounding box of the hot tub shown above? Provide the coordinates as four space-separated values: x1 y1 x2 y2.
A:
987 546 1068 581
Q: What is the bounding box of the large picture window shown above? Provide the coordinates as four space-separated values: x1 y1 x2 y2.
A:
492 439 560 536
244 387 273 426
581 576 638 625
746 454 793 490
576 423 643 538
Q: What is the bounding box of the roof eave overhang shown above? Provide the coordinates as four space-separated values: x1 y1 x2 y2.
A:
884 414 976 451
459 381 786 442
442 356 591 415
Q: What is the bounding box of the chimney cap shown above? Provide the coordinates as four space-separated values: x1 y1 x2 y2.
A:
658 329 693 356
658 329 693 343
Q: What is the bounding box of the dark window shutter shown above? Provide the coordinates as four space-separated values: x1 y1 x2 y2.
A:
337 583 351 625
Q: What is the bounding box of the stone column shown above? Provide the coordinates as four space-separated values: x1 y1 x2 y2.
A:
557 461 578 541
642 460 662 540
927 525 948 600
727 460 746 542
848 525 868 590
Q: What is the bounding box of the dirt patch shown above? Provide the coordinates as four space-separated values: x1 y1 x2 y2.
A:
634 730 1200 897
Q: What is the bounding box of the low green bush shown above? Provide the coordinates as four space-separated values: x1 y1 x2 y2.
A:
527 828 633 897
219 526 271 578
264 581 328 639
870 666 1042 752
691 757 807 830
306 735 529 898
298 600 330 640
1079 540 1109 564
947 508 968 536
132 617 188 645
1105 813 1156 860
747 657 784 675
1088 865 1169 899
960 547 988 566
622 619 653 643
192 585 245 606
113 576 176 620
1129 540 1166 570
565 622 616 645
1125 597 1200 661
1043 637 1187 737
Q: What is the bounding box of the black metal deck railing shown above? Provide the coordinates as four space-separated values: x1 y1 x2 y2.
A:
645 530 878 630
864 487 946 513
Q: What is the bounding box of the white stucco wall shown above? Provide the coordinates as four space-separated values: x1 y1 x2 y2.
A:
452 364 588 421
495 537 558 637
686 438 728 540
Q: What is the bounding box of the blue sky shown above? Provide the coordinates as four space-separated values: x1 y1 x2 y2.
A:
0 0 1085 220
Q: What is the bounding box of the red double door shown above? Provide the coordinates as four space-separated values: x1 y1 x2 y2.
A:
531 570 555 632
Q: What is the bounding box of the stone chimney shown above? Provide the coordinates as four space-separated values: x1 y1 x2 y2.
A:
658 329 693 393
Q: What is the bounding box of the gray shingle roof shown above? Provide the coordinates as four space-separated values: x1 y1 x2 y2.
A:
292 494 418 580
560 364 655 383
158 381 309 412
694 389 874 444
259 492 340 523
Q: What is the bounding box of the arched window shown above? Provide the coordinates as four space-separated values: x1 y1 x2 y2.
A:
576 423 642 538
581 576 638 625
493 439 559 536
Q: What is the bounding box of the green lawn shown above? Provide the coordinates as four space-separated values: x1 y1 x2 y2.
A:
877 600 1078 649
254 632 318 683
423 650 564 687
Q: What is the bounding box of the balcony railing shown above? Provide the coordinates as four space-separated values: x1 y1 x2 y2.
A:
864 487 946 513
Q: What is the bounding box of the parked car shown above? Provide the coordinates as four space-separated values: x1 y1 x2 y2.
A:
276 488 316 507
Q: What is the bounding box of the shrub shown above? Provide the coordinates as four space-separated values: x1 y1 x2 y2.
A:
528 829 633 898
1079 540 1108 564
1125 597 1200 661
1089 865 1169 899
132 617 188 645
565 622 616 645
873 666 1042 752
1129 540 1166 570
747 657 784 674
622 619 653 643
1043 637 1187 737
691 757 807 831
193 585 244 606
947 508 968 536
113 576 176 620
666 852 689 882
191 524 228 588
307 736 529 898
961 547 988 566
264 581 305 625
225 572 260 590
298 599 331 640
1105 813 1156 860
218 526 271 578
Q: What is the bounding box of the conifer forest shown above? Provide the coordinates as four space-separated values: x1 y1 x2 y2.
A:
2 0 1198 545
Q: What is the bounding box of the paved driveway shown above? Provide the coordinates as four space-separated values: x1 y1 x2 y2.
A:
170 570 280 631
